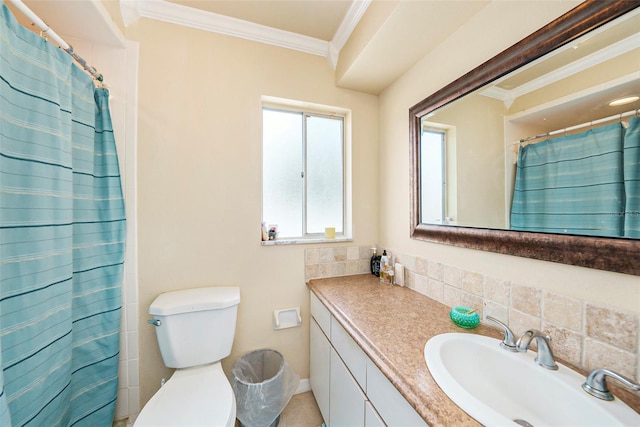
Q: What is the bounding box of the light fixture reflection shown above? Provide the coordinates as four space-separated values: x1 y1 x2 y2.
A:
609 96 639 107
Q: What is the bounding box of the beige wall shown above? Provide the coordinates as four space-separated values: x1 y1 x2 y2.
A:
378 0 639 326
128 0 640 412
427 93 507 228
127 19 378 406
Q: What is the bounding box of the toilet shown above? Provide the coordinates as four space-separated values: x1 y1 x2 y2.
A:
135 286 241 427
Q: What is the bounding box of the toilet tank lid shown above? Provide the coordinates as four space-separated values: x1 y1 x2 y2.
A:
149 286 240 316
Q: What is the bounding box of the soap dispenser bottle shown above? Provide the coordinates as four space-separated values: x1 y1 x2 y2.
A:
370 247 381 277
379 250 388 283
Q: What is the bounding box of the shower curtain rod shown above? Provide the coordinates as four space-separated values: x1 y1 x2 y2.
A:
7 0 104 83
514 108 638 145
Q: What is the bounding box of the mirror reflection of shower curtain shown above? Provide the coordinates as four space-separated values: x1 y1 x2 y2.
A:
511 122 625 237
624 116 640 238
0 4 125 426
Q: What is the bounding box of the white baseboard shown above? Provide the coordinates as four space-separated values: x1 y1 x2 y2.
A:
295 378 311 394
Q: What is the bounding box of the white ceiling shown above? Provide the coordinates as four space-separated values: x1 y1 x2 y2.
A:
116 0 490 94
9 0 496 94
9 0 125 47
166 0 353 42
11 0 487 94
12 1 637 101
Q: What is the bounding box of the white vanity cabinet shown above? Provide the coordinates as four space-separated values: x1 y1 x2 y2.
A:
310 292 428 427
365 402 385 427
329 348 366 426
310 318 331 423
366 359 428 426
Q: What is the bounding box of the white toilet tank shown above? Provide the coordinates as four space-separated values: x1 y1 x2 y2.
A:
149 286 240 368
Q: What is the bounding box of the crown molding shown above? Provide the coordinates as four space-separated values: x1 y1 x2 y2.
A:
120 0 331 57
507 71 640 123
513 33 640 99
332 0 371 52
479 86 509 101
328 41 340 69
481 32 640 104
120 0 141 28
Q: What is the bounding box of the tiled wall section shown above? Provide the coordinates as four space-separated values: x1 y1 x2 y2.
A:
304 246 640 383
304 245 373 281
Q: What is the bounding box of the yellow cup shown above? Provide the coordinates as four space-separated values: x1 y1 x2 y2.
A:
324 227 336 239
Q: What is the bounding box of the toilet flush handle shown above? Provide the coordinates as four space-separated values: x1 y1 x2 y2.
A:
147 319 161 327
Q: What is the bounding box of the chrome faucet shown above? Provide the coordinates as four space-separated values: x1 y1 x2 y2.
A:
485 316 518 352
516 329 558 370
582 368 640 401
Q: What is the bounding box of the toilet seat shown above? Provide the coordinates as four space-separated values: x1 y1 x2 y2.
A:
135 362 235 427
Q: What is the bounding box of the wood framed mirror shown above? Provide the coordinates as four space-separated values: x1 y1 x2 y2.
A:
410 0 640 275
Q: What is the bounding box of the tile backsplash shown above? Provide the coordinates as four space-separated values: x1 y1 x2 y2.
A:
304 246 640 383
304 245 372 281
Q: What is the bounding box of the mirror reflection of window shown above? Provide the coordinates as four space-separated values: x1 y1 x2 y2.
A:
420 129 446 224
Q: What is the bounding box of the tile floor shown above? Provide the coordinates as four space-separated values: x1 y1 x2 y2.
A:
278 391 324 427
235 391 324 427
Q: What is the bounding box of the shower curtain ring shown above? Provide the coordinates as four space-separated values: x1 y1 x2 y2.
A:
38 22 51 41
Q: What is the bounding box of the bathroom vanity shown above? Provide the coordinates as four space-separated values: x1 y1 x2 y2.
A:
308 274 640 426
310 291 428 426
308 274 488 425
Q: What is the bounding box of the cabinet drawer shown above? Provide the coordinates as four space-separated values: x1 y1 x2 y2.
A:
366 359 428 427
310 292 331 337
331 316 367 389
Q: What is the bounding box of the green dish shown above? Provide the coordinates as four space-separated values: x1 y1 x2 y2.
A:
450 306 480 329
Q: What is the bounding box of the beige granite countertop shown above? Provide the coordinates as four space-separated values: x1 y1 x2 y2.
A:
308 274 640 426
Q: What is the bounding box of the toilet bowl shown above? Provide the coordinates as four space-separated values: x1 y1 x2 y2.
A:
135 286 241 427
135 362 235 427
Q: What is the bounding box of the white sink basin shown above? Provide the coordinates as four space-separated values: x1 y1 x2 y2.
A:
424 333 640 426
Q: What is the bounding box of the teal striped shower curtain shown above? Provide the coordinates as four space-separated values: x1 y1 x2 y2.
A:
0 3 125 426
511 122 626 236
624 117 640 237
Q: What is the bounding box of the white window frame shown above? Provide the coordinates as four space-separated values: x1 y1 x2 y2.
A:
261 96 352 245
421 121 458 225
420 128 446 224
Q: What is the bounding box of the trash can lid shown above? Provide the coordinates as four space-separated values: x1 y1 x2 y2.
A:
150 286 240 316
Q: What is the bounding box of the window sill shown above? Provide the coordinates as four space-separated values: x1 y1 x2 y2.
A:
261 236 353 246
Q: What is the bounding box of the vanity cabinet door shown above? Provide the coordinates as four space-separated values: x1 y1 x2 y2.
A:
365 401 386 427
310 318 331 424
330 348 366 427
366 359 427 427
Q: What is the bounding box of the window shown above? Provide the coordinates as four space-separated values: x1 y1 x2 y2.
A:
262 101 348 241
420 129 446 224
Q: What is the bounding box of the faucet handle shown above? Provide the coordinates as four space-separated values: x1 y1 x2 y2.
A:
485 316 518 352
582 368 640 401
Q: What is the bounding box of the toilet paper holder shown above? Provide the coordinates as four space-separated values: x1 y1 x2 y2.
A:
273 307 302 330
